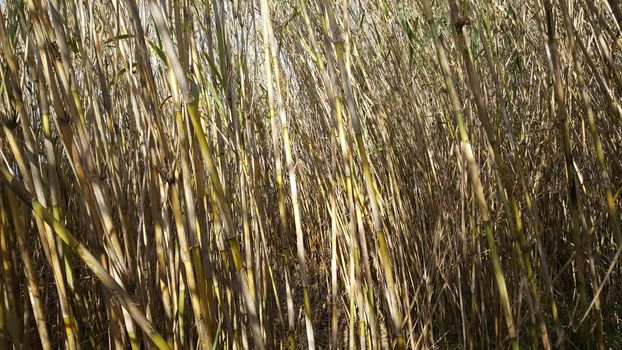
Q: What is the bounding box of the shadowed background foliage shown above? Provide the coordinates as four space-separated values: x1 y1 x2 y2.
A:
0 0 621 349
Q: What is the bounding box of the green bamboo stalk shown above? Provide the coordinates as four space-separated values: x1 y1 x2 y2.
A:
3 190 51 350
541 1 589 346
420 1 518 348
146 1 265 348
446 2 551 348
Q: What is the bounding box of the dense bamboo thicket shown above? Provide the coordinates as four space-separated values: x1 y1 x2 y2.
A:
1 0 622 348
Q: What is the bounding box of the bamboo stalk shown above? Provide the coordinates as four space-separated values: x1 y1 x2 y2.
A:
0 165 171 350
